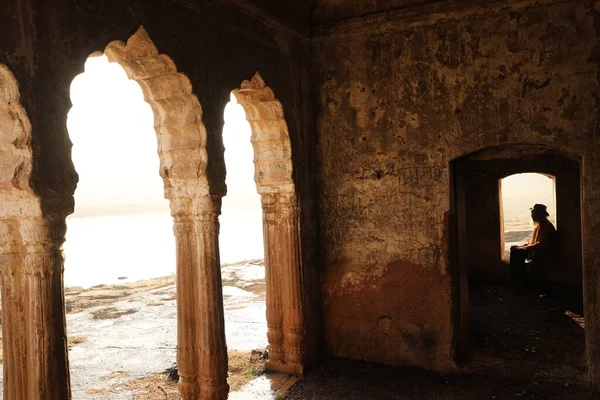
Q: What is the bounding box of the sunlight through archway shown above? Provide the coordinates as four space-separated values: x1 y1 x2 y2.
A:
219 92 268 355
220 92 264 264
65 55 175 288
500 173 556 260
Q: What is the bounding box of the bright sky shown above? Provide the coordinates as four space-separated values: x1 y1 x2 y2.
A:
220 93 264 262
222 93 261 205
67 56 260 217
501 173 556 224
67 55 167 215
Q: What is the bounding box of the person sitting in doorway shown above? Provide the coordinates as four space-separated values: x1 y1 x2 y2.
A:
510 204 556 280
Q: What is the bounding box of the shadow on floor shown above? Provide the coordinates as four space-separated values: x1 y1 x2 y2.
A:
287 283 592 399
467 281 586 382
286 357 596 400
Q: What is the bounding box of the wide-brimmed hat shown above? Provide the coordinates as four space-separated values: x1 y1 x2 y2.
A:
530 204 549 217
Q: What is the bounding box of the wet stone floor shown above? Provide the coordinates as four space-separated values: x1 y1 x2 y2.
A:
0 259 298 399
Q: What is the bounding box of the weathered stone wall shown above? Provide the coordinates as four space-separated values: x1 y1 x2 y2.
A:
1 0 322 374
313 0 438 23
314 0 599 372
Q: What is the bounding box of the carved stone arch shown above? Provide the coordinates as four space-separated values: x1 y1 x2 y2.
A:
0 64 36 209
0 65 72 399
100 27 209 201
231 73 305 374
74 27 229 400
232 72 294 194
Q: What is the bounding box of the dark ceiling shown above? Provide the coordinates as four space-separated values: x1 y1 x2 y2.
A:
311 0 444 24
236 0 446 29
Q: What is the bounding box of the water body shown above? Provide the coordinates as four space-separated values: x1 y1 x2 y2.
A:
63 210 264 288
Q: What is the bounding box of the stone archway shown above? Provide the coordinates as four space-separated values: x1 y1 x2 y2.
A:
89 27 229 400
231 73 305 374
0 27 230 399
450 145 584 373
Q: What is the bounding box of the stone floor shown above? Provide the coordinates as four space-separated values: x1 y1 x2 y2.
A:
287 281 593 399
0 275 593 399
230 372 300 399
286 357 596 400
0 260 271 399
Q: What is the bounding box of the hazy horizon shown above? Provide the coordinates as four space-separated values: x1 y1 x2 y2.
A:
64 56 263 287
501 173 556 229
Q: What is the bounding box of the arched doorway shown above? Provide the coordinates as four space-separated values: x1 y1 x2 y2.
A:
74 27 229 400
64 52 177 396
451 145 584 380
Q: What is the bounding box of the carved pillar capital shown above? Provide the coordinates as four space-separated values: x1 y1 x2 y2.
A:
260 191 298 213
0 218 21 261
170 195 222 220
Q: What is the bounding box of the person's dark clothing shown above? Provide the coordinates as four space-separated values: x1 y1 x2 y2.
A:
510 219 556 280
510 246 528 279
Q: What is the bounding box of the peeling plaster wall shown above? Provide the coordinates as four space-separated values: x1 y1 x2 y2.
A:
314 0 599 370
0 0 323 367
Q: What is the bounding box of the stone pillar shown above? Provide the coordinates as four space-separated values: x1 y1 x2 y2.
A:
262 192 305 375
173 195 228 400
279 193 304 373
0 214 71 400
262 194 285 366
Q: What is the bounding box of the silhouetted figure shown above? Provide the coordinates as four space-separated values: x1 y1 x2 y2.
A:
510 204 556 280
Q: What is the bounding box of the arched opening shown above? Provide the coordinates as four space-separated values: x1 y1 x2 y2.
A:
220 93 264 266
61 28 229 400
451 145 585 383
65 54 174 286
64 53 178 396
219 92 269 389
499 173 557 261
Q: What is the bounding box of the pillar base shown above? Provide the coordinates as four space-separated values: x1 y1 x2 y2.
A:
265 360 304 375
